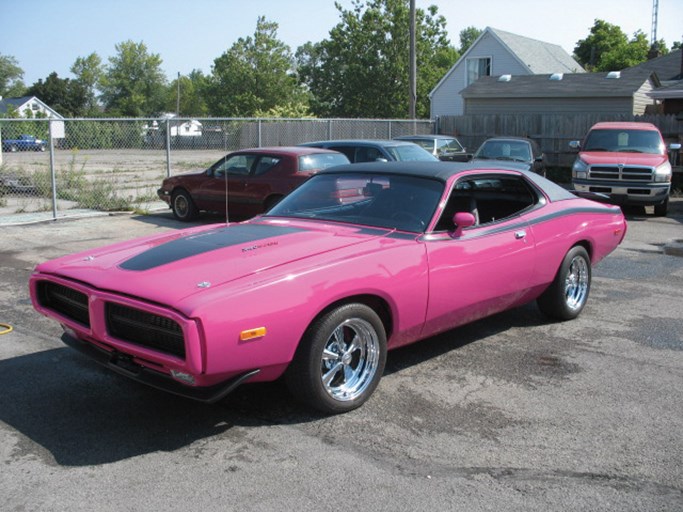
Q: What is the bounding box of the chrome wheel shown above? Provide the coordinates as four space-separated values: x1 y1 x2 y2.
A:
320 318 381 402
537 246 591 321
286 303 387 413
564 254 589 311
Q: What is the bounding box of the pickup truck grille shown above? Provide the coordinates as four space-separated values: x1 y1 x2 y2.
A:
36 281 90 327
589 165 653 182
106 303 185 359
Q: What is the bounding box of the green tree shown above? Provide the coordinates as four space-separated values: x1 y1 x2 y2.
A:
26 72 87 117
599 30 650 71
100 40 167 116
165 69 210 117
459 26 482 53
574 19 629 70
0 53 26 97
206 17 308 117
71 53 103 115
296 0 457 118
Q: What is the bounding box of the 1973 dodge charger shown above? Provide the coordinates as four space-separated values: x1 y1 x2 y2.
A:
30 162 626 413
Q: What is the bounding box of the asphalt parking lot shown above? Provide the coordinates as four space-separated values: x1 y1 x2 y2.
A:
1 201 682 511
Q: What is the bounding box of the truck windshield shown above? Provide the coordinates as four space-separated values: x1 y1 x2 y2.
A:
583 129 664 154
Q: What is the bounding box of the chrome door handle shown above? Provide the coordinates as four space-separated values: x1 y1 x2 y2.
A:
514 230 526 239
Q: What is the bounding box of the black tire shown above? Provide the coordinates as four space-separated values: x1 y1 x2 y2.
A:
653 197 668 217
171 189 198 221
9 145 18 152
286 303 387 414
537 246 591 321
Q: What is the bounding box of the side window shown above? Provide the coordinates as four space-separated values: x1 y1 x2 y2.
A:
355 147 383 162
434 175 538 231
213 155 256 176
253 156 281 175
329 146 356 162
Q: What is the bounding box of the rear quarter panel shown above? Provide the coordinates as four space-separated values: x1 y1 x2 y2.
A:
525 198 625 289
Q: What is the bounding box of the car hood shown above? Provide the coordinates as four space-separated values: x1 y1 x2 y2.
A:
579 151 668 167
35 220 395 306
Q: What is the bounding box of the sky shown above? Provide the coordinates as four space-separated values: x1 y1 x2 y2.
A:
2 0 682 87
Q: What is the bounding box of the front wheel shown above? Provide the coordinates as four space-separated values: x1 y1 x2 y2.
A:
537 246 591 321
171 189 198 221
653 197 668 217
286 303 387 414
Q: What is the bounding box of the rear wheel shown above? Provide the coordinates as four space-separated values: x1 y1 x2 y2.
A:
286 303 387 414
171 189 198 221
537 246 591 321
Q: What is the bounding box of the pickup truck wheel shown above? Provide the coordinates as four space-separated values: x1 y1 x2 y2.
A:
537 246 591 321
171 189 198 221
653 198 668 217
286 303 386 414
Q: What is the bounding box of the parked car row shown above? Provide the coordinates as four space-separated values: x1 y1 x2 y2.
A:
157 136 548 221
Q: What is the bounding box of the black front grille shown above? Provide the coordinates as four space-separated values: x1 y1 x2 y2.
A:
106 303 185 359
37 281 90 326
589 166 653 182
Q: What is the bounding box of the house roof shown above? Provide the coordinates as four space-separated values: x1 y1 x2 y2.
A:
429 27 584 98
625 49 682 81
0 95 63 118
0 96 33 114
460 69 658 99
648 79 683 99
490 28 584 74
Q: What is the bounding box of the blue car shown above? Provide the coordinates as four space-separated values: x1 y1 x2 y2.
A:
299 139 438 163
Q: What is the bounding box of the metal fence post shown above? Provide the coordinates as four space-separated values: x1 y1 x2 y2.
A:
328 119 333 140
258 119 262 147
48 121 57 220
165 119 171 177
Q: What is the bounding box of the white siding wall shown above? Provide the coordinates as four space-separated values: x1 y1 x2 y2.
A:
430 31 532 118
633 80 656 115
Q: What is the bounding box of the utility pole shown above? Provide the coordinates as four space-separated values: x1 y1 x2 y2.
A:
409 0 416 121
176 72 181 116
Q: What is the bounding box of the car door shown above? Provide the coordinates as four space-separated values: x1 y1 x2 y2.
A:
421 173 539 339
197 153 257 215
238 154 288 217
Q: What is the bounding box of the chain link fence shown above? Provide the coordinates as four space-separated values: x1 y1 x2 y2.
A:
0 117 434 221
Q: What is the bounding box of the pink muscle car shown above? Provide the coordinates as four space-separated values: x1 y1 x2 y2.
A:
30 162 626 413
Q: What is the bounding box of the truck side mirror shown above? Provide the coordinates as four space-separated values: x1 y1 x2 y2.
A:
569 140 581 150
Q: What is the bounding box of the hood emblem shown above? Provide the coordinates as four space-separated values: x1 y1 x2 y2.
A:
83 255 95 261
242 241 279 253
197 281 211 288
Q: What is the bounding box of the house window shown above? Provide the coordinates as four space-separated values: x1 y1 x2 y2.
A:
466 57 491 85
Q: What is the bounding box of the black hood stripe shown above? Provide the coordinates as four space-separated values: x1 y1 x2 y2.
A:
120 224 306 271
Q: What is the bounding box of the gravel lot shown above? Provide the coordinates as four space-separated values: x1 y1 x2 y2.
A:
0 202 681 511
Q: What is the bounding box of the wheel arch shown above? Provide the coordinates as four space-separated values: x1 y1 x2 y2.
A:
305 294 394 342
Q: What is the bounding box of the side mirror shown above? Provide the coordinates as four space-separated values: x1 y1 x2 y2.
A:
451 212 476 238
375 157 389 162
669 143 681 151
569 140 581 150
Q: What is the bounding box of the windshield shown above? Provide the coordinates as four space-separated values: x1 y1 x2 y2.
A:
385 144 439 162
583 129 664 154
474 140 531 162
266 173 444 232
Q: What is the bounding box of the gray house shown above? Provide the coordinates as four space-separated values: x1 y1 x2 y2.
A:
460 69 660 115
429 27 584 118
